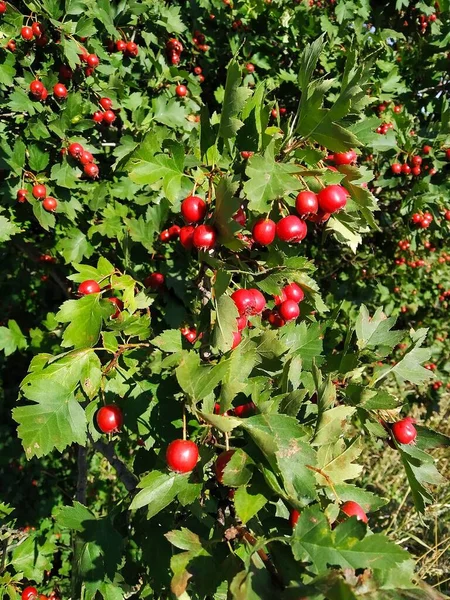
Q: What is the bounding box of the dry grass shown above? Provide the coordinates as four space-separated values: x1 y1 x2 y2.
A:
362 393 450 595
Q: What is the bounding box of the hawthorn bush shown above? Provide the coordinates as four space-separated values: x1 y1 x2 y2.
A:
0 0 449 599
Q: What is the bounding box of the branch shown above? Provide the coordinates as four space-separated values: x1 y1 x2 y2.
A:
76 445 87 505
90 436 138 493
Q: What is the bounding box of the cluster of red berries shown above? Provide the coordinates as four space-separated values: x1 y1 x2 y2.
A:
265 282 305 327
181 326 198 344
192 29 209 52
327 150 357 165
107 38 138 57
411 211 433 228
193 65 205 83
418 12 437 33
252 185 348 247
165 195 217 250
16 184 57 212
394 256 428 268
92 97 117 125
397 239 410 251
166 38 183 65
77 279 123 317
391 155 424 176
78 47 100 76
437 253 450 264
29 79 68 102
376 102 401 115
240 151 254 160
432 380 443 390
20 22 48 46
214 401 256 418
438 289 450 303
270 107 287 119
21 586 59 600
376 121 394 134
68 142 99 179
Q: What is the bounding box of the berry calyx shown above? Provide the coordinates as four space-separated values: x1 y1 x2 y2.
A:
96 404 123 433
176 84 188 97
32 184 46 199
276 215 307 243
317 185 348 214
333 149 357 165
42 197 57 212
181 195 207 223
179 225 195 249
21 26 34 41
22 587 38 600
279 299 300 321
166 439 199 473
145 272 165 289
391 418 417 445
84 163 99 178
252 218 276 246
53 83 68 99
215 450 235 483
340 501 368 523
295 190 318 216
78 280 101 295
192 224 216 249
68 142 84 158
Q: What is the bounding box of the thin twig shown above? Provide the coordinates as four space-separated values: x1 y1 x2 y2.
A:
91 436 138 493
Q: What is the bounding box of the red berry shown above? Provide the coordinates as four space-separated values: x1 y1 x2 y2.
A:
80 150 94 165
422 145 432 155
194 66 202 75
35 33 48 47
289 509 300 528
96 404 123 433
30 80 45 97
271 108 277 118
59 65 73 79
166 439 199 473
317 185 348 214
168 224 181 239
160 229 171 242
295 190 318 216
192 224 216 249
181 195 207 223
245 63 255 73
86 54 99 68
42 197 57 212
393 105 402 113
176 84 187 97
401 164 411 175
341 501 368 523
179 225 195 249
32 184 46 199
283 282 304 303
333 150 357 165
233 207 246 226
411 155 422 166
145 272 165 289
391 163 402 174
231 330 242 349
116 39 126 52
276 215 307 243
0 2 6 14
107 297 123 318
7 40 16 52
279 299 300 321
444 210 450 221
53 83 68 99
102 110 116 124
17 188 28 202
250 289 266 314
215 450 235 483
84 163 99 178
236 315 247 331
99 97 112 110
31 22 43 37
240 151 254 160
125 41 138 57
21 26 34 41
92 111 104 123
233 402 256 417
445 149 450 161
78 280 101 295
411 166 421 176
391 418 417 445
231 289 255 316
252 218 276 246
68 142 84 158
22 587 38 600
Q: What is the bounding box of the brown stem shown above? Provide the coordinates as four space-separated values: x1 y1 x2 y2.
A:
76 445 88 505
91 436 138 493
306 464 340 501
237 527 284 589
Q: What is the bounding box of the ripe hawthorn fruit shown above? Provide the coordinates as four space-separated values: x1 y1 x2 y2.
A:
252 218 276 245
276 215 307 243
192 224 216 249
340 500 368 523
179 225 195 249
78 280 101 295
317 185 347 214
181 195 207 223
166 439 199 473
215 450 235 483
295 190 318 216
42 197 57 212
391 417 417 444
279 299 300 321
176 84 187 97
96 404 123 433
145 272 165 289
32 184 46 199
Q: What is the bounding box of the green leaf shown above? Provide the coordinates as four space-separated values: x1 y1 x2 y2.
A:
292 505 409 573
152 329 183 353
298 35 325 91
50 161 79 188
0 320 27 356
56 227 94 263
176 352 229 403
56 294 114 349
165 528 203 552
243 142 301 213
212 294 239 353
28 145 50 172
221 449 253 487
131 470 185 515
313 406 356 446
316 438 363 486
355 305 404 350
218 59 252 140
11 536 56 583
212 177 241 245
399 444 445 513
234 481 268 523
